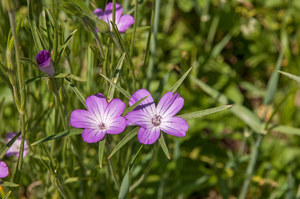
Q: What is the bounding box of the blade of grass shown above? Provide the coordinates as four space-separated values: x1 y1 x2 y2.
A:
177 105 232 120
65 77 86 108
169 67 192 92
101 74 131 99
158 132 170 159
98 137 106 168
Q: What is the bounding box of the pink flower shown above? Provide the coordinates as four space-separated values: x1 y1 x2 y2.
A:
125 89 189 145
94 3 134 33
70 93 126 143
6 132 29 158
36 50 55 76
0 161 9 178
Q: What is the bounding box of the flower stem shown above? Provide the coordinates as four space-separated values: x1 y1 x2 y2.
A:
8 11 25 112
238 134 263 199
129 141 159 192
92 30 104 58
51 93 60 157
129 0 138 57
57 185 68 199
106 145 120 191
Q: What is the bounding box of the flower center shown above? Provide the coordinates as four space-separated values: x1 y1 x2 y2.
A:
99 123 106 130
152 115 162 126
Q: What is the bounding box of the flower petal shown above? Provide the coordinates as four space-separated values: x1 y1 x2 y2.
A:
82 128 106 143
5 133 29 158
70 109 98 129
0 161 9 178
160 117 188 137
129 89 156 117
137 127 160 145
93 8 104 18
125 111 153 129
104 3 123 23
117 15 134 33
104 99 126 122
106 116 126 134
157 92 184 118
85 93 107 123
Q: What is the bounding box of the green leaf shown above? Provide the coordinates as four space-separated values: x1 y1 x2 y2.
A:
98 137 106 168
0 181 19 187
118 145 143 199
158 133 170 159
54 73 86 82
107 53 126 100
122 96 148 117
126 26 150 34
108 127 140 159
31 128 83 146
21 58 39 68
0 132 21 160
55 29 77 67
90 45 105 64
118 169 130 199
269 125 300 136
2 191 12 199
65 77 86 108
169 67 192 93
27 0 43 52
41 143 56 168
263 49 284 105
278 71 300 83
177 105 232 120
191 77 262 133
101 74 131 99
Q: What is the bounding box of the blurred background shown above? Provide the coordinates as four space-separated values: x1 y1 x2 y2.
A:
1 0 300 198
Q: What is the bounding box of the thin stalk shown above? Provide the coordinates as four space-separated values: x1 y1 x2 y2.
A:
129 0 138 57
106 145 120 190
111 0 116 68
129 142 159 192
92 30 104 57
57 185 68 199
51 94 60 157
14 114 26 183
238 134 263 199
8 11 25 112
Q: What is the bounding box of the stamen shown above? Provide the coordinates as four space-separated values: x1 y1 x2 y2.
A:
99 123 106 130
152 115 162 126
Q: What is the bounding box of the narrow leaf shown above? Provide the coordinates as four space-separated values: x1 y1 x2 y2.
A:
90 45 105 64
178 105 232 120
263 49 284 105
108 127 140 159
158 133 170 159
31 129 83 146
278 71 300 83
269 125 300 136
3 191 12 199
21 58 39 68
169 67 192 93
0 181 19 187
191 77 262 133
54 73 86 81
107 53 126 100
98 138 106 168
101 74 131 99
0 132 21 160
28 0 43 51
122 96 148 116
65 77 86 108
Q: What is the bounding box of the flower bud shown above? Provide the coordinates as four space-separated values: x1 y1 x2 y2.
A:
81 15 96 32
1 0 19 12
36 50 55 76
95 18 110 33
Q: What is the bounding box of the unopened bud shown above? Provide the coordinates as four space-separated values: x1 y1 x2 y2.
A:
95 18 110 33
81 15 96 32
1 0 19 11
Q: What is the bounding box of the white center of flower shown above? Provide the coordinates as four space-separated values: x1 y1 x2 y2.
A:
152 115 162 126
99 123 106 130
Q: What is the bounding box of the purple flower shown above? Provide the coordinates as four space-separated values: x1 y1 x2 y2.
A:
6 132 29 158
0 161 8 178
70 93 126 143
125 89 189 145
93 3 134 33
36 50 55 76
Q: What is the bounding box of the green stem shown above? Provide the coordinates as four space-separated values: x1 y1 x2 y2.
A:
8 11 25 112
14 114 26 183
238 134 263 199
51 94 60 157
92 30 104 58
129 141 159 192
129 0 138 57
106 145 120 191
57 185 68 199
